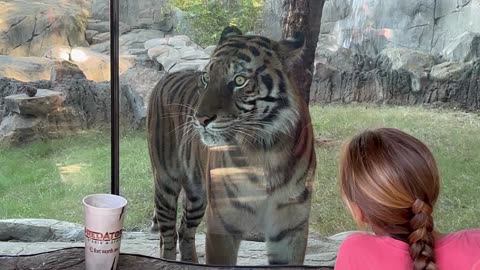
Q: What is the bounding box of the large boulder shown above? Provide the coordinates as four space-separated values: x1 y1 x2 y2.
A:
0 107 84 146
69 47 134 81
0 77 110 130
0 0 89 57
441 32 480 62
0 56 85 82
319 0 435 56
430 61 473 81
5 89 65 116
90 29 165 54
432 0 480 53
0 56 55 82
86 20 132 45
0 114 48 146
144 36 208 72
120 66 165 128
90 0 172 31
379 48 436 92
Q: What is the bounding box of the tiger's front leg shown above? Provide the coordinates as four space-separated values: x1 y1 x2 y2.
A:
265 190 311 265
153 178 182 260
178 181 207 263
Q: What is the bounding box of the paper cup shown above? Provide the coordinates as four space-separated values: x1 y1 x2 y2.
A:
83 194 127 270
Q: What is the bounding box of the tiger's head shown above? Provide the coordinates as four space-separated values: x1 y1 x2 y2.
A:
193 26 305 148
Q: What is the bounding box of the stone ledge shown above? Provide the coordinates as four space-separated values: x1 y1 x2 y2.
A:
5 89 64 116
0 219 351 267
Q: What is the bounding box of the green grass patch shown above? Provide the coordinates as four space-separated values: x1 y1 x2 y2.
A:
1 105 479 235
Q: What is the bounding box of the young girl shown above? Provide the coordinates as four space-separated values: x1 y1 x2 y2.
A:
335 128 480 270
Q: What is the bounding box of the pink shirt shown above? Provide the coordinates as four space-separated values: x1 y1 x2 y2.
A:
335 229 480 270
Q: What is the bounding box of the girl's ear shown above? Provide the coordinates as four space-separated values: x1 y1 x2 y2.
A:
349 202 365 223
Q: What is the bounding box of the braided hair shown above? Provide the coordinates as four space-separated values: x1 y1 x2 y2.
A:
409 199 436 270
339 128 440 270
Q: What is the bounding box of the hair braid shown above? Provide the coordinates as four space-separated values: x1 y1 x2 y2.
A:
408 199 437 270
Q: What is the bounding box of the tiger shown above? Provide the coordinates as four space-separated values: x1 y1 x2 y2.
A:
146 26 316 265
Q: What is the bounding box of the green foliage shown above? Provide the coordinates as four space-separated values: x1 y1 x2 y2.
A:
171 0 265 47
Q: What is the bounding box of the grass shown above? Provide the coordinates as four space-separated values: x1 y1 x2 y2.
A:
0 105 479 235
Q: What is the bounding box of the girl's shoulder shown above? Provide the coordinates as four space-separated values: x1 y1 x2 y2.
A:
437 229 480 248
337 232 390 252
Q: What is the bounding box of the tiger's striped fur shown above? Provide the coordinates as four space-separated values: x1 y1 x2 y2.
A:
147 26 316 265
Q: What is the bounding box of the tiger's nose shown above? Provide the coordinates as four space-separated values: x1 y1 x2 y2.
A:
195 114 217 127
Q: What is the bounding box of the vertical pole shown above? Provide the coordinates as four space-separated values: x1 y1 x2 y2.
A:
110 0 120 195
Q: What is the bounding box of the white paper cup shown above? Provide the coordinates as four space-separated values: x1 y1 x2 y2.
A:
83 194 127 270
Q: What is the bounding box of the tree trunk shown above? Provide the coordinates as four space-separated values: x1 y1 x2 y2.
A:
282 0 325 105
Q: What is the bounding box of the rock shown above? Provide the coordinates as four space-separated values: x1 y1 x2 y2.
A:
50 61 87 81
145 35 193 50
179 47 209 60
171 7 192 35
317 0 436 56
168 35 193 48
441 32 480 62
89 42 111 53
316 34 340 61
310 50 480 111
43 46 72 61
46 106 85 138
147 45 178 60
86 21 131 34
169 59 209 72
134 54 161 70
120 66 166 128
91 30 166 54
430 61 472 81
91 32 111 45
91 0 171 31
0 0 89 57
86 30 99 44
0 114 48 146
5 89 64 116
129 49 148 55
204 45 216 56
0 219 83 242
151 46 180 70
0 56 54 81
0 56 55 82
0 77 107 129
69 47 133 81
89 23 132 44
432 1 480 53
379 48 436 91
145 38 169 50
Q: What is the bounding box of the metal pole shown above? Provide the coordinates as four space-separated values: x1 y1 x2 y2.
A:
110 0 120 195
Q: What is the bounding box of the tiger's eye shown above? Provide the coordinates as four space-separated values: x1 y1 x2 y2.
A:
234 75 247 87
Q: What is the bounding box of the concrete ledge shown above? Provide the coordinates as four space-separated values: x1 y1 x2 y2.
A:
0 219 351 267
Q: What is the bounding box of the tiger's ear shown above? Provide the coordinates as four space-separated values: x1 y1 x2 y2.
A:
219 26 243 44
276 32 305 63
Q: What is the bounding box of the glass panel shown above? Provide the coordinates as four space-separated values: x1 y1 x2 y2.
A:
0 0 110 247
121 0 479 268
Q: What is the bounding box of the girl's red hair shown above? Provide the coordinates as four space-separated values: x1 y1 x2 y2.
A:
339 128 439 270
